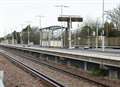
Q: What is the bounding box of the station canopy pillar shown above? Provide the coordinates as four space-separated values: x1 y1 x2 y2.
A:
58 15 83 48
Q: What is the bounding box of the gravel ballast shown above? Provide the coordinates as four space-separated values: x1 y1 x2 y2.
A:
0 55 47 87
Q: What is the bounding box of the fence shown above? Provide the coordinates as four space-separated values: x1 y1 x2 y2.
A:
72 37 120 48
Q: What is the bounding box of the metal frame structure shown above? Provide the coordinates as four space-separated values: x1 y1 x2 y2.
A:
39 26 66 47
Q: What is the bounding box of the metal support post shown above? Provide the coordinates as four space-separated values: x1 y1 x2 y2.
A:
12 33 14 44
67 60 71 67
48 29 51 47
96 19 99 49
61 27 63 48
69 17 72 49
84 62 87 71
87 25 90 47
102 0 105 51
102 33 105 51
28 25 30 45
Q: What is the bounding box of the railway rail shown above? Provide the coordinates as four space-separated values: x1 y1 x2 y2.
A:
0 49 64 87
1 48 110 87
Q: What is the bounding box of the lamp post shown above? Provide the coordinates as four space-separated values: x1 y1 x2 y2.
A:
55 5 69 48
87 24 90 47
55 5 69 17
96 18 99 49
102 0 105 51
69 16 72 48
28 25 30 45
12 29 14 45
20 24 24 45
36 16 44 46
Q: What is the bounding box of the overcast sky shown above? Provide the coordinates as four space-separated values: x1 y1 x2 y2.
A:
0 0 120 37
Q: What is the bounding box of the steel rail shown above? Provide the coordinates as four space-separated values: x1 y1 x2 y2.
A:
7 49 109 87
0 50 64 87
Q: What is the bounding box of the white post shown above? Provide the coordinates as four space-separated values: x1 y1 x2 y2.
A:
20 24 23 45
102 0 105 51
0 71 4 87
55 57 58 63
96 19 99 49
69 17 72 49
39 17 41 46
12 33 14 44
20 32 23 45
61 27 63 48
87 24 90 47
0 71 4 81
60 6 63 48
28 25 30 45
36 16 44 46
12 30 14 45
84 62 87 71
40 29 42 47
102 34 105 51
48 29 51 47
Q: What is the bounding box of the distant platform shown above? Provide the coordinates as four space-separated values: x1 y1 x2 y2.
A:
1 44 120 68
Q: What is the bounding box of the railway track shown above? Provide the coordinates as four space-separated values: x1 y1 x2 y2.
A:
0 49 64 87
3 48 110 87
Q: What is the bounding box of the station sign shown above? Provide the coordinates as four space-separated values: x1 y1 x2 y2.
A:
58 15 83 22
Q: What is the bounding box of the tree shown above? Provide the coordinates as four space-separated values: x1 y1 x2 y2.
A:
22 25 32 44
11 31 21 44
0 37 4 42
80 20 102 37
104 22 109 36
104 22 114 37
106 6 120 30
21 25 40 44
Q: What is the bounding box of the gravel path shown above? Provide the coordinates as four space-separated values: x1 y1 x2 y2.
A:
0 55 47 87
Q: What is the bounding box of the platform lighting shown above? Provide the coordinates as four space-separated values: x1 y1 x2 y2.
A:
26 24 29 45
55 5 69 17
36 16 44 46
96 18 99 49
20 24 24 45
102 0 105 51
11 29 14 45
87 24 90 48
55 5 69 48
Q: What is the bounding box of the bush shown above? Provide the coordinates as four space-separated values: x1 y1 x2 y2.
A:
90 68 107 76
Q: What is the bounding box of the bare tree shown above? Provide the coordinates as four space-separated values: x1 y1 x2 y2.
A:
106 6 120 30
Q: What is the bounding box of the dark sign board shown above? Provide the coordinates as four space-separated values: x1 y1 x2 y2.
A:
58 16 83 22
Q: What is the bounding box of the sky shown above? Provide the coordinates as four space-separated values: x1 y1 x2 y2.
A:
0 0 120 37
